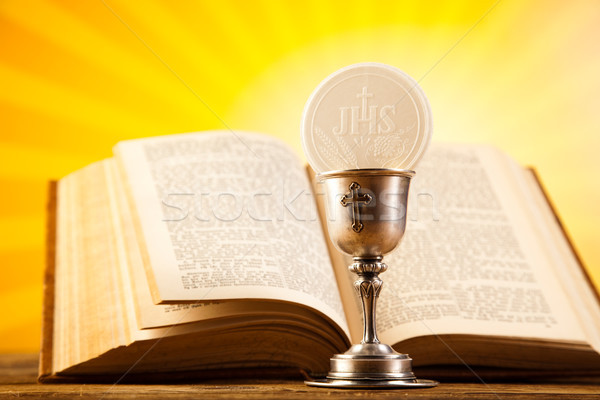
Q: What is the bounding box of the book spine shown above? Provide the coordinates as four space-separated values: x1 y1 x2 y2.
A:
38 181 57 382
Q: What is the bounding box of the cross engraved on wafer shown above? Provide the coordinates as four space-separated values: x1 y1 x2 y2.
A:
340 182 372 233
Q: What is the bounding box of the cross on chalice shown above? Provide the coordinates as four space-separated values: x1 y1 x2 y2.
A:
340 182 372 233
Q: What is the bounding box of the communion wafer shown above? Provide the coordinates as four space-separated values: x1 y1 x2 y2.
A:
301 63 432 173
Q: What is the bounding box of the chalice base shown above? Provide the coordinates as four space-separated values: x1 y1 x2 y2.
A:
305 343 438 389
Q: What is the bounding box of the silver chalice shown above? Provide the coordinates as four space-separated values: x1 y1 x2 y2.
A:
306 169 438 388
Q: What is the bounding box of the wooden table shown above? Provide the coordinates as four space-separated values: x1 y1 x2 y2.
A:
3 354 600 399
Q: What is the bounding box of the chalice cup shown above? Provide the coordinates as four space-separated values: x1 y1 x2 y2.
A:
306 169 438 388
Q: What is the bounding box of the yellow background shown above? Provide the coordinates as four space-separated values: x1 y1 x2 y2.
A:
1 0 599 352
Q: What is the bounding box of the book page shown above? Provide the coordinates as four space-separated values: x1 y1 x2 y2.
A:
113 132 347 334
518 168 600 352
54 160 133 373
108 157 347 354
347 144 590 346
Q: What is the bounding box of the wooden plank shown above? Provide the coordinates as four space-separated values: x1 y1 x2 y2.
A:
4 381 600 399
3 354 600 399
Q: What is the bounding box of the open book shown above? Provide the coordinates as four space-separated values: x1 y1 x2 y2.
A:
40 131 600 382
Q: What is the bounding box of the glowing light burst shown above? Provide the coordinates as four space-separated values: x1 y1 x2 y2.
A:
1 0 599 352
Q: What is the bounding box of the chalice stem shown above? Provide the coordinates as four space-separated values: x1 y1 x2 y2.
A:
358 275 380 343
352 258 386 344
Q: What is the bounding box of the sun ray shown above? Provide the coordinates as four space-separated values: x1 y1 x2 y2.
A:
0 14 197 127
0 63 173 134
0 100 122 155
0 178 48 218
256 0 302 54
194 1 268 77
100 1 241 107
0 0 220 125
0 284 43 352
0 142 94 181
0 216 43 253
